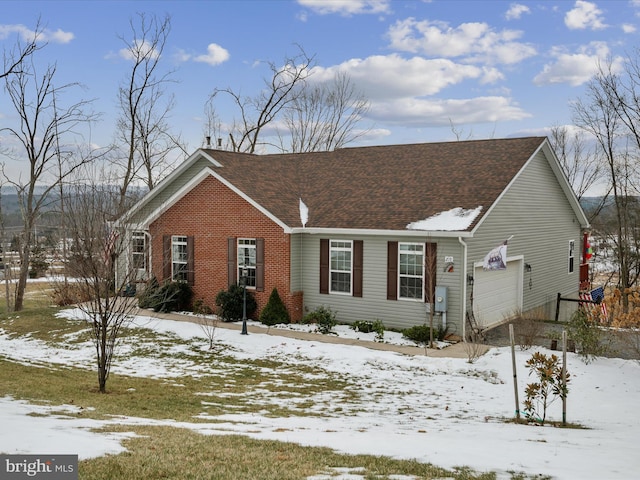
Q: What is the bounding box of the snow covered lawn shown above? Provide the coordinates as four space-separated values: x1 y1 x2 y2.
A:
1 308 639 479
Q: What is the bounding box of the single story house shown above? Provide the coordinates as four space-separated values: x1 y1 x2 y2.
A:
117 136 590 339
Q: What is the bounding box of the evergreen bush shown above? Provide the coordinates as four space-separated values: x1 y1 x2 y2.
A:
137 277 192 313
215 283 257 322
402 324 447 344
351 319 385 342
302 306 336 334
259 288 290 326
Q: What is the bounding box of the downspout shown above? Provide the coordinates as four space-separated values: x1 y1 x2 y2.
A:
458 236 468 341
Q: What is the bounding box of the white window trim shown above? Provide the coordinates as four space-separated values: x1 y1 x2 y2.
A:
132 231 148 272
329 239 353 295
171 235 188 282
238 238 257 289
398 242 425 302
568 239 575 274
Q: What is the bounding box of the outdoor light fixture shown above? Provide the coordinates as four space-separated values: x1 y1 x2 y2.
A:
467 274 474 286
241 268 249 335
525 263 532 272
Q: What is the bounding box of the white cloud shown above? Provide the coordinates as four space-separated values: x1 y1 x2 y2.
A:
173 48 192 63
565 1 607 30
533 42 622 86
193 43 230 66
297 0 390 16
367 96 530 127
505 3 531 20
119 40 160 61
622 23 636 33
387 18 536 65
309 54 499 100
0 24 74 44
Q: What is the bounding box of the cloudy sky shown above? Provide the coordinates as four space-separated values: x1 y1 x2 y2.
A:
1 0 639 155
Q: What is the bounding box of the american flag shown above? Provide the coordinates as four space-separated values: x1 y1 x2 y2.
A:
579 286 608 322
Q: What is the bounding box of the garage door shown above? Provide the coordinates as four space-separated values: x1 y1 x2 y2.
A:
473 258 522 329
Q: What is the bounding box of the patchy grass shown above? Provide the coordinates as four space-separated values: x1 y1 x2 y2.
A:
1 305 545 480
79 425 496 480
0 307 356 421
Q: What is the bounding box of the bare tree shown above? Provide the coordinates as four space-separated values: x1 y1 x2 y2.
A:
549 124 604 202
1 57 96 311
1 22 40 81
115 13 184 213
573 56 640 307
61 176 141 393
211 46 315 153
282 71 370 152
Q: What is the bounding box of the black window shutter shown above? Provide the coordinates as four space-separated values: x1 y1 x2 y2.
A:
425 242 437 303
387 241 398 300
163 235 171 281
353 240 363 297
227 237 237 287
186 236 195 286
256 238 265 292
320 238 329 294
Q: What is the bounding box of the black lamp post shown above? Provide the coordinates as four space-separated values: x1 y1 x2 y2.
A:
240 267 248 335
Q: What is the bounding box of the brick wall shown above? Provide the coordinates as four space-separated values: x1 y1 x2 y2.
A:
148 175 304 322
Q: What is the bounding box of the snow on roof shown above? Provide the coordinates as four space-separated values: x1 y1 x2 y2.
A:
406 206 483 231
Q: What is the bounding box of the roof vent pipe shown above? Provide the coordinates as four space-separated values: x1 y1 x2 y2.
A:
205 136 211 147
218 138 222 148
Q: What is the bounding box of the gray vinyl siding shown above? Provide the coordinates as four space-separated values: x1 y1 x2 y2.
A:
297 234 465 333
126 157 214 226
468 150 582 321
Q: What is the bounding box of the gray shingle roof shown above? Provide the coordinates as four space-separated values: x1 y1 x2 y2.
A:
202 136 547 231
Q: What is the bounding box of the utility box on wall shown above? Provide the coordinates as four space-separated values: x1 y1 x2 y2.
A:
434 286 447 312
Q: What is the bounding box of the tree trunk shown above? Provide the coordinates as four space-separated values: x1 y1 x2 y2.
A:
13 235 31 311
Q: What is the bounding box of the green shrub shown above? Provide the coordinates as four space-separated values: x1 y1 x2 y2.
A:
152 281 193 313
138 276 160 309
193 298 213 315
302 306 336 334
137 277 193 313
523 351 570 425
402 324 447 344
567 309 609 363
259 288 290 326
351 319 385 342
215 283 257 322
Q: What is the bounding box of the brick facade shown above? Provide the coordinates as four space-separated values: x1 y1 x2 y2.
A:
148 175 304 321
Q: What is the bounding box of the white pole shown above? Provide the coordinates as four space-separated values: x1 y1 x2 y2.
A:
562 329 567 425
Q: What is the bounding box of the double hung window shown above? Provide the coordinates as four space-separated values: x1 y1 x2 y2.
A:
330 240 352 294
171 235 188 282
132 231 147 271
238 238 257 288
399 242 424 300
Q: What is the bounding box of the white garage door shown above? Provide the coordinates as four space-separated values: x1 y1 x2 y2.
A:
473 258 523 328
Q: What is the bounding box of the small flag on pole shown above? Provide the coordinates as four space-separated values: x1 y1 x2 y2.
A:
579 286 608 322
483 239 508 271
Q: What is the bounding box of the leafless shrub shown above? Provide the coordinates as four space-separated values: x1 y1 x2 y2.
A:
512 307 547 350
464 312 485 363
194 299 218 350
49 282 94 306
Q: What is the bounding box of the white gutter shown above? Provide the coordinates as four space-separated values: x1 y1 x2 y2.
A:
458 236 468 341
289 227 474 238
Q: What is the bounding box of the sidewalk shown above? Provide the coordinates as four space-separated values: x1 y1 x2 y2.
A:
139 308 490 359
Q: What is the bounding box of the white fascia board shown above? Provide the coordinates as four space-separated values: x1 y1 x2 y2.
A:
290 227 473 238
135 166 292 232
